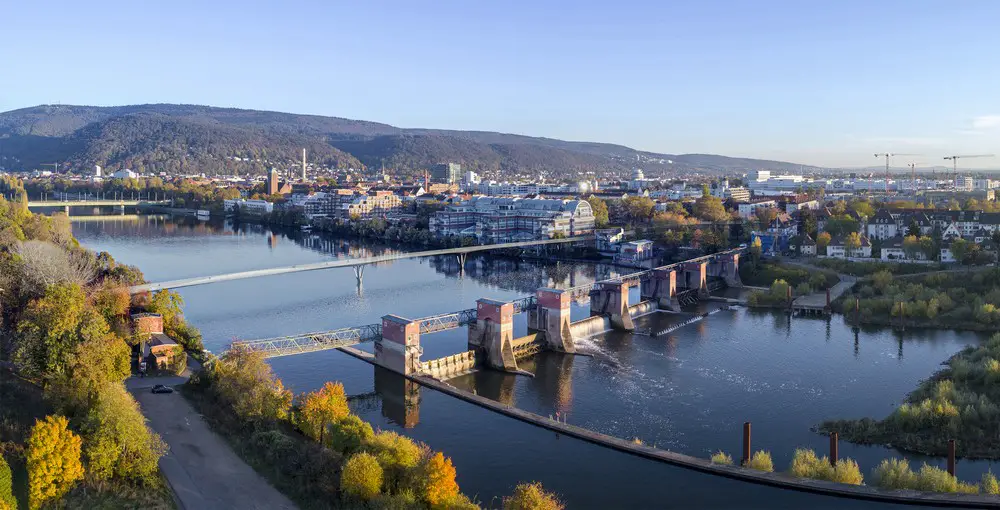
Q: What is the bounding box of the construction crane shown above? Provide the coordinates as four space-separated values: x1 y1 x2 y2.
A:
943 154 995 189
906 162 921 194
874 153 918 194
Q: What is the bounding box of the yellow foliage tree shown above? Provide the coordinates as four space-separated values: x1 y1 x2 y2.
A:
503 482 564 510
341 452 383 500
27 415 84 509
422 452 459 508
296 381 350 442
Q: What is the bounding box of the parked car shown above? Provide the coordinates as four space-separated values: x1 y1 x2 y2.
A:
151 385 174 394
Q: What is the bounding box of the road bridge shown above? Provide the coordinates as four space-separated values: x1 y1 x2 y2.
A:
129 236 591 294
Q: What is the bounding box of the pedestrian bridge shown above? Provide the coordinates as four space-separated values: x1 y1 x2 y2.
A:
129 236 591 294
27 199 169 208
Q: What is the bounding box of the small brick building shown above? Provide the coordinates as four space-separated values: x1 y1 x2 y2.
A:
131 313 178 370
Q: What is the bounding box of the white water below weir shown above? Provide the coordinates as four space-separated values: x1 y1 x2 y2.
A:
128 236 591 294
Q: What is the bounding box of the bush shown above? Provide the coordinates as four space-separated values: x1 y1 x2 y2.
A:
872 458 917 490
743 450 773 472
831 459 864 485
172 350 188 375
982 472 1000 495
503 482 564 510
327 415 374 455
364 431 422 489
341 453 383 500
295 382 350 443
82 384 167 485
421 452 459 508
915 464 978 494
710 451 733 465
795 282 812 296
788 449 863 485
0 455 15 510
27 415 85 509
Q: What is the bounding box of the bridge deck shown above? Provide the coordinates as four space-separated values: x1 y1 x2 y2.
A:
130 236 590 294
28 200 169 208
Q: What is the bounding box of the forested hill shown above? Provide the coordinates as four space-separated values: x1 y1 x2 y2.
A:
0 104 820 176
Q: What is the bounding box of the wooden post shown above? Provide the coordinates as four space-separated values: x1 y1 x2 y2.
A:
742 422 751 466
948 439 956 476
829 432 838 467
826 288 831 308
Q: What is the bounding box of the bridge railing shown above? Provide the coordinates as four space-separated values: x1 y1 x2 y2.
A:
417 309 478 334
231 323 383 358
511 296 537 314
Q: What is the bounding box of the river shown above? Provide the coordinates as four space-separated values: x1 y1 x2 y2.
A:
72 214 995 509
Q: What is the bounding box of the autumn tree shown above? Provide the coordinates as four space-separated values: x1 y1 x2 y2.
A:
421 452 459 508
621 196 655 224
693 193 729 223
844 232 862 256
816 232 832 256
503 482 564 510
341 453 383 500
902 235 921 260
950 238 972 264
295 382 350 442
585 196 609 228
328 415 375 455
207 346 292 423
82 384 167 484
27 416 84 509
0 454 14 510
15 283 87 381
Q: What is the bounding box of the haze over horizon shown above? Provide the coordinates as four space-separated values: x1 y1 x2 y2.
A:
3 0 1000 169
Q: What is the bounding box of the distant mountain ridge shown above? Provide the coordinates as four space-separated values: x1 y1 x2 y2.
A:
0 103 822 176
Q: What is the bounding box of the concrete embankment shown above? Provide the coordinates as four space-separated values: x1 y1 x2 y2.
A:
337 345 1000 508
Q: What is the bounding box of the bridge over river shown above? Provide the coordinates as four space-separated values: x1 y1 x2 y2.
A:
227 248 745 378
129 236 592 294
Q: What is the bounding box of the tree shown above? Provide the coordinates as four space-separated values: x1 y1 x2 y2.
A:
207 346 292 423
844 232 862 256
816 232 832 256
27 415 84 510
328 415 374 455
622 196 655 223
14 241 96 298
341 453 383 500
585 196 609 228
849 200 875 219
950 238 972 264
295 382 350 443
503 482 564 510
799 209 818 237
693 194 729 223
0 455 15 510
82 384 167 484
15 283 88 381
902 235 921 260
906 221 921 238
421 452 459 508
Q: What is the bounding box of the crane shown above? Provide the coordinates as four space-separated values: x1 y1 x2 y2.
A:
943 154 995 189
906 162 921 193
874 153 918 194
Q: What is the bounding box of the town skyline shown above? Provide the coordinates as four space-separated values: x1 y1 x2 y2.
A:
4 1 1000 168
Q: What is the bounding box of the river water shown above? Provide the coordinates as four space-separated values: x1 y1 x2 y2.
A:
72 214 996 509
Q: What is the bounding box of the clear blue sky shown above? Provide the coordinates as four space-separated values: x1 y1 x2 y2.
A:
3 0 1000 168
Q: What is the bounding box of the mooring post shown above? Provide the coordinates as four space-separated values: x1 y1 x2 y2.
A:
948 439 956 477
742 422 751 466
829 432 838 467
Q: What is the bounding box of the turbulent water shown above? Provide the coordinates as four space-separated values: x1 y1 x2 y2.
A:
72 214 993 509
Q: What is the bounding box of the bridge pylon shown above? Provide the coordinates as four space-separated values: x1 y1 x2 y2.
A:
468 298 519 372
590 281 634 331
529 288 577 353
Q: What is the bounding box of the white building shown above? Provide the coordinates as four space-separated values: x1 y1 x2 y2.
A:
224 198 274 215
112 169 138 179
956 175 975 191
430 196 595 243
738 199 778 218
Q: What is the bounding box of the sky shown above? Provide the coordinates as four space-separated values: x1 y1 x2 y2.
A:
2 0 1000 168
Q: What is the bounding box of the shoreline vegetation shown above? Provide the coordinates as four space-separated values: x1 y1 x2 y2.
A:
820 333 1000 460
184 346 564 510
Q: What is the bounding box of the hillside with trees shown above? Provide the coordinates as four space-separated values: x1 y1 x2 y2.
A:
0 103 821 176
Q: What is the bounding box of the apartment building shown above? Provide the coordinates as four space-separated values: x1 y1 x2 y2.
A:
430 196 595 243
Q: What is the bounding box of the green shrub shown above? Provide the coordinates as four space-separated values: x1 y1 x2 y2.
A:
341 453 383 500
872 458 917 490
982 471 1000 495
372 488 418 510
915 464 977 494
710 451 733 465
743 450 773 472
0 454 15 510
172 351 188 375
328 415 374 455
788 449 863 485
503 482 564 510
831 458 864 485
364 431 422 490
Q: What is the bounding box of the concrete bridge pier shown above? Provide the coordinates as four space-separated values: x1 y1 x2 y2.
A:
720 253 742 287
529 288 576 353
376 315 422 376
640 269 680 312
590 281 634 331
682 262 709 298
469 298 519 372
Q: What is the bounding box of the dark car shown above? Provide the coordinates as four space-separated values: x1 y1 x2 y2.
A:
151 384 174 394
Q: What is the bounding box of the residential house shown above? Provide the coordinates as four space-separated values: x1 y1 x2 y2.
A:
617 240 655 263
737 199 778 219
826 234 872 259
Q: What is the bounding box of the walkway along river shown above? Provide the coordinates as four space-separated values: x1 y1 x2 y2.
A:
73 215 997 508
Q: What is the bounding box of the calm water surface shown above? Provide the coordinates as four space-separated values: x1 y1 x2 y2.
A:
73 215 990 509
